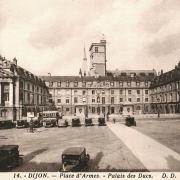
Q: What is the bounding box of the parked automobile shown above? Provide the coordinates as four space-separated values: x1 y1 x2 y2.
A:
16 120 29 128
98 117 106 126
42 111 59 128
125 116 136 126
72 118 81 127
44 119 56 128
0 145 23 171
0 120 14 129
85 118 93 126
61 147 90 172
58 119 68 127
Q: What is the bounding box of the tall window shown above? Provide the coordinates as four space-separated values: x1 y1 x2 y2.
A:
145 90 148 95
95 47 98 52
102 97 105 104
97 97 100 103
111 107 115 114
74 97 78 103
66 99 69 103
111 97 114 104
92 107 95 113
137 98 140 102
120 89 123 94
120 98 123 102
111 90 114 94
57 99 61 103
128 90 131 94
92 90 95 95
137 90 140 94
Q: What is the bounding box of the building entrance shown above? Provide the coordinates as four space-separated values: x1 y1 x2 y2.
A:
75 106 85 117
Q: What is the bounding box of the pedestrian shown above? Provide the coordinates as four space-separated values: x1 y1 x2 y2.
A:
113 118 115 124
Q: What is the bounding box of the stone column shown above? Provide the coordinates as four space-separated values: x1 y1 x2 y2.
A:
9 82 14 106
0 83 1 105
15 80 19 106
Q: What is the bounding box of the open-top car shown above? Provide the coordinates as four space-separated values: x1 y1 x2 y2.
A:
61 147 90 172
16 120 29 128
125 116 136 126
98 117 106 126
72 118 81 127
85 118 93 126
0 145 23 171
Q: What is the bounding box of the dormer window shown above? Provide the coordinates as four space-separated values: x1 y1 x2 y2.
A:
49 82 53 87
74 81 78 87
136 82 140 86
57 82 61 87
95 47 98 52
66 81 70 87
119 82 123 87
110 82 114 86
127 82 131 87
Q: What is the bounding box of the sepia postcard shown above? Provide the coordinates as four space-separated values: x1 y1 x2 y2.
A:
0 0 180 180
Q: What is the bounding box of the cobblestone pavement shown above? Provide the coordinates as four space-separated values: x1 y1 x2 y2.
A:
107 122 180 171
0 125 145 172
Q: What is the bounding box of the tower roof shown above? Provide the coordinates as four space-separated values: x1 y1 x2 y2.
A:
83 46 87 60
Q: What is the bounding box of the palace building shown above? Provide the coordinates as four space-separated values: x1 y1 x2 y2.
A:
0 56 50 121
41 39 157 116
149 62 180 114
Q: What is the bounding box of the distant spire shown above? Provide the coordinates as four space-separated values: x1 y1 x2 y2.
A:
83 44 87 60
81 43 88 76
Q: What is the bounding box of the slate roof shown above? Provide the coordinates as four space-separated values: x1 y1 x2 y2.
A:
150 63 180 88
40 73 155 82
0 56 47 87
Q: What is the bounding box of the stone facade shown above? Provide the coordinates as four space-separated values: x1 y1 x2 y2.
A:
150 62 180 114
41 71 156 116
0 56 50 121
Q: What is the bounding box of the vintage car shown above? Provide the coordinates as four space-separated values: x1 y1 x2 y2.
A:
72 118 81 127
0 145 23 171
61 147 90 172
98 117 106 126
42 111 59 128
58 119 68 127
16 120 29 128
125 116 136 126
85 118 93 126
44 119 56 128
0 120 14 129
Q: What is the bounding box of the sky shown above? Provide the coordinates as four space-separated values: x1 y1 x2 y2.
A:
0 0 180 76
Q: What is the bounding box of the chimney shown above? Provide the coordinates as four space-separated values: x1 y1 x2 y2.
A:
13 57 17 66
161 69 163 75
